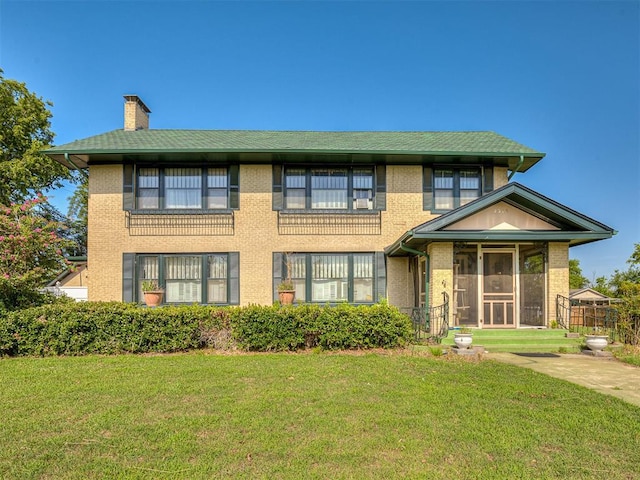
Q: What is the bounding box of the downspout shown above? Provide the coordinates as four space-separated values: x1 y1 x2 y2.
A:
399 240 430 312
507 155 525 181
64 153 89 179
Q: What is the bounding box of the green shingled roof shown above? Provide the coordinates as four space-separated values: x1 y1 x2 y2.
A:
45 129 543 157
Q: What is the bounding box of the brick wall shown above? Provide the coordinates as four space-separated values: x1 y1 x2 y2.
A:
87 164 438 305
86 162 545 310
428 243 454 315
547 242 569 325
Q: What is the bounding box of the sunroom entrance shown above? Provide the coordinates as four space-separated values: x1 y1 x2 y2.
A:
453 244 546 328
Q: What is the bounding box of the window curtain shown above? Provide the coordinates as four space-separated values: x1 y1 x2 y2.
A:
138 168 159 209
207 255 228 303
352 169 373 189
434 170 454 210
311 170 347 209
207 168 228 209
137 256 159 302
353 254 373 278
460 170 480 205
165 256 201 302
165 168 201 209
312 254 348 301
285 168 306 209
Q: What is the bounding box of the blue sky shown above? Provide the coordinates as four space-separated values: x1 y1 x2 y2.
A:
1 0 638 279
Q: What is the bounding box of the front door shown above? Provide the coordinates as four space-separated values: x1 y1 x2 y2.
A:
482 251 515 327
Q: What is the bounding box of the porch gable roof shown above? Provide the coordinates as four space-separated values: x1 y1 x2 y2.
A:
385 182 615 256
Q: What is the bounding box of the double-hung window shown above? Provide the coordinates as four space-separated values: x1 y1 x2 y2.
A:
165 168 201 209
135 167 233 210
276 252 383 303
283 167 375 210
426 167 481 211
136 253 236 304
311 169 348 209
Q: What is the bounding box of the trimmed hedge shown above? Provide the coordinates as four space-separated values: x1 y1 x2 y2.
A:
0 302 412 356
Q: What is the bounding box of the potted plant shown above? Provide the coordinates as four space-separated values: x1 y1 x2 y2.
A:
141 280 164 307
277 253 296 305
277 280 296 305
584 328 609 352
453 327 473 349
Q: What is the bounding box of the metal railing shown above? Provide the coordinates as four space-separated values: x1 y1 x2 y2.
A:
277 209 382 235
556 294 618 339
126 209 234 236
402 292 450 344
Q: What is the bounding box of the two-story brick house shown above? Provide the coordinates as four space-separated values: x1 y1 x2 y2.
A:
45 96 614 328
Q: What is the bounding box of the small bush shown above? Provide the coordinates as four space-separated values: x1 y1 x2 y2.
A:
0 302 412 356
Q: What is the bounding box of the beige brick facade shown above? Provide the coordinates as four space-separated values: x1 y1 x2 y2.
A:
547 242 569 325
88 164 444 305
86 162 576 328
428 243 454 312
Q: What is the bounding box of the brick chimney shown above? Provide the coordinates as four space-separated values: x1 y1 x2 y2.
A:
123 95 151 131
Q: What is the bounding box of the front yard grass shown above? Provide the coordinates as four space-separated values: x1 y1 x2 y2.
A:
614 345 640 367
1 352 639 479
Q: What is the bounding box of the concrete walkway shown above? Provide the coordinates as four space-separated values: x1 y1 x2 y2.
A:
489 352 640 407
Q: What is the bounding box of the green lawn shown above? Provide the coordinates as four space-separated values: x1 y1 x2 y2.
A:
1 352 639 479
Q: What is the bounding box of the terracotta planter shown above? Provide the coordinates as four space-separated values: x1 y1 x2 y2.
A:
143 290 164 307
278 290 295 305
454 333 473 349
585 335 608 352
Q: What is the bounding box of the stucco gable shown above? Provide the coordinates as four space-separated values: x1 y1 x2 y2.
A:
443 201 561 231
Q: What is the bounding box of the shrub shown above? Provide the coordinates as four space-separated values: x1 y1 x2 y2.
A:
615 283 640 346
0 301 413 356
231 304 306 351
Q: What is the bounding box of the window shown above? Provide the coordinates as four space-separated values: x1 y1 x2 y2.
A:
207 255 228 303
138 168 160 209
276 252 383 303
311 169 348 209
135 166 236 210
425 167 481 211
207 168 228 209
285 169 306 209
165 256 201 302
165 168 201 209
136 253 237 304
283 167 375 210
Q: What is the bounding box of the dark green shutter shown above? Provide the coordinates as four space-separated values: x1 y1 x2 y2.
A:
228 252 239 305
375 252 387 301
123 253 135 302
229 165 239 209
375 165 386 210
483 166 494 193
272 252 283 302
123 165 134 210
272 165 283 210
423 167 433 211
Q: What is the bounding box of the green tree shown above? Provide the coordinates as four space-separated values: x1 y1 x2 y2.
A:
0 195 74 311
591 275 615 298
591 244 640 298
0 69 75 205
609 243 640 297
569 259 589 289
66 176 88 256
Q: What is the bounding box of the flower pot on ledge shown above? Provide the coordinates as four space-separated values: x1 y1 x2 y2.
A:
143 290 164 307
278 290 296 305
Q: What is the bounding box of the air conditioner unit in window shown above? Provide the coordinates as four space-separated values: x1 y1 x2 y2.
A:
355 198 371 210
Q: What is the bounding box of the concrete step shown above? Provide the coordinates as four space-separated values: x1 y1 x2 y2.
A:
438 328 584 353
